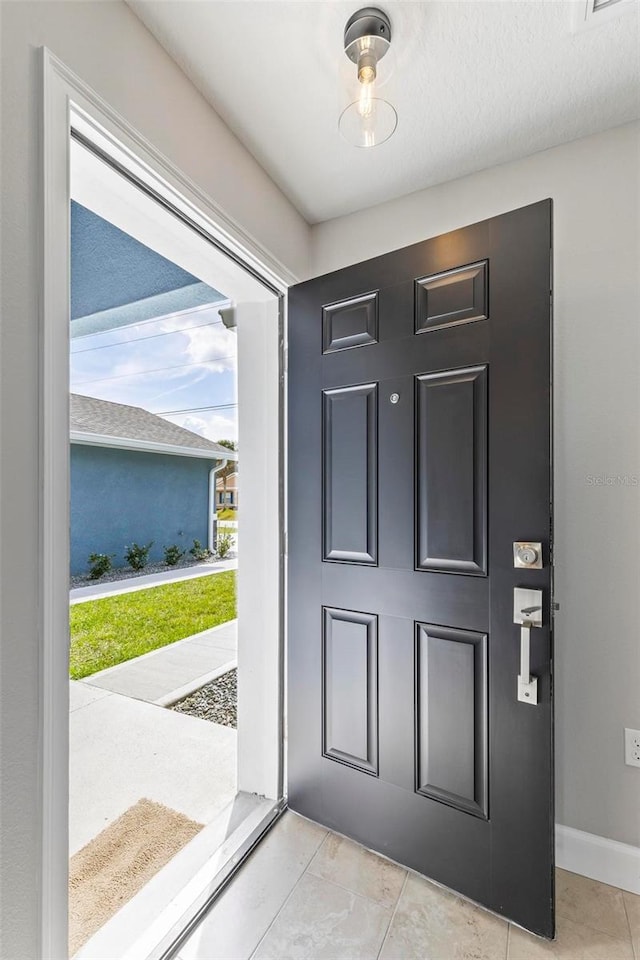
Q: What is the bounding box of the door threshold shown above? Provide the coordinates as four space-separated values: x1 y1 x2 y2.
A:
74 793 285 960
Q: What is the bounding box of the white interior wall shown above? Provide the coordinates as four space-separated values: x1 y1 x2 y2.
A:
311 121 640 851
0 3 309 957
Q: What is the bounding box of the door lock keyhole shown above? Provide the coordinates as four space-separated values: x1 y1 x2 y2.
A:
513 541 543 569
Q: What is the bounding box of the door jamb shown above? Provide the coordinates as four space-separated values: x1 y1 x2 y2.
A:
40 47 293 960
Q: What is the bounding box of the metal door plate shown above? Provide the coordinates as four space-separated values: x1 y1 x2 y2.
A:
513 541 543 569
518 674 538 705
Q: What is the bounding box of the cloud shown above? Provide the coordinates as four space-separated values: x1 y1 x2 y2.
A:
69 305 238 443
70 304 237 389
181 322 236 370
167 411 238 444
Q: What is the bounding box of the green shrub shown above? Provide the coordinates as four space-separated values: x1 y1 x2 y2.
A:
124 541 153 571
87 553 115 580
189 539 211 561
216 533 234 559
164 544 186 566
217 508 237 520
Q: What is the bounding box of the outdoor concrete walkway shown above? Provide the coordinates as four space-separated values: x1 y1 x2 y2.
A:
81 619 237 705
70 558 237 604
69 681 237 855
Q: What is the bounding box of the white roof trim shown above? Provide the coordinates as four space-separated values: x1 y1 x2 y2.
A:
70 430 237 461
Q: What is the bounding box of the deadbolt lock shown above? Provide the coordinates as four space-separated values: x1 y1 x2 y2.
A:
513 541 543 569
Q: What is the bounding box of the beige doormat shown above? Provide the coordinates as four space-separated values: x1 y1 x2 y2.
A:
69 797 203 956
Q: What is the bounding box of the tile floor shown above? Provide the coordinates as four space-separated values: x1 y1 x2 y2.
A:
177 811 639 960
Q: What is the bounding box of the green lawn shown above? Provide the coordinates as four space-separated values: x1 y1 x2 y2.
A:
70 571 236 680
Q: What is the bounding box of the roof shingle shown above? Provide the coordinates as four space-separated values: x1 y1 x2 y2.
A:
70 394 230 458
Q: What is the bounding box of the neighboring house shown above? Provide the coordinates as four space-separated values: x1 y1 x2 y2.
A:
216 471 238 510
70 394 234 575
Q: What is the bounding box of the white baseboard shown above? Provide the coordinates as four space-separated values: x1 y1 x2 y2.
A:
556 824 640 894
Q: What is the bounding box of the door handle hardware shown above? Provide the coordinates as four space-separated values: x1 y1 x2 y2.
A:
521 605 542 618
390 393 400 404
513 588 543 705
513 541 543 569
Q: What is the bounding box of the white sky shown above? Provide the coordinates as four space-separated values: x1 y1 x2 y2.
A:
70 302 238 444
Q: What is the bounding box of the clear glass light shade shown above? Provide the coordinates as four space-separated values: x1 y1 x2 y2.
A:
338 96 398 148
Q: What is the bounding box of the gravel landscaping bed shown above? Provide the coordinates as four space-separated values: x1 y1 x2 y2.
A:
170 669 237 729
70 552 236 590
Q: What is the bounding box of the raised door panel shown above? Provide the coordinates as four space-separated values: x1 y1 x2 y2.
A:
415 261 488 333
416 365 487 575
323 292 379 353
322 607 378 775
416 622 488 818
323 383 377 564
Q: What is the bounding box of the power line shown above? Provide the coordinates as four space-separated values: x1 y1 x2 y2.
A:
70 317 225 355
70 299 231 343
158 403 237 415
73 354 236 386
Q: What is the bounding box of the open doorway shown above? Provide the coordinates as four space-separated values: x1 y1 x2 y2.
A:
63 129 283 958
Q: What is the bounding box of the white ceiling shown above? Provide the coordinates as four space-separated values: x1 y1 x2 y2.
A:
129 0 640 224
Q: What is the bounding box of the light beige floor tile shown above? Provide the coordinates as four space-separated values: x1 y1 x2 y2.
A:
508 915 634 960
556 868 630 939
379 872 508 960
623 891 640 957
253 872 392 960
179 812 327 960
307 832 406 908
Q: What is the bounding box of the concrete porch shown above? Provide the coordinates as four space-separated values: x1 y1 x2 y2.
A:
70 620 238 855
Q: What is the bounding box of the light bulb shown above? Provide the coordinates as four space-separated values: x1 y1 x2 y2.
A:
358 81 373 118
357 47 376 119
340 8 397 148
340 37 397 148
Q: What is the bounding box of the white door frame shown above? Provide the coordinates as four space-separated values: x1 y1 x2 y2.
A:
40 48 292 959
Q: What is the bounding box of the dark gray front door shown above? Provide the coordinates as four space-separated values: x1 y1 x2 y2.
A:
287 201 554 937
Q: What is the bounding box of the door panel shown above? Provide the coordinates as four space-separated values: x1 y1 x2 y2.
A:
322 383 378 564
322 291 379 353
322 607 378 774
288 201 553 937
415 259 489 332
415 622 488 819
415 365 487 574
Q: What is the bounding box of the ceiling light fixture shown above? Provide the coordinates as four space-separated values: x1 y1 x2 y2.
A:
339 7 397 148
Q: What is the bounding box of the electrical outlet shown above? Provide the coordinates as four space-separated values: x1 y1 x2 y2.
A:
624 728 640 768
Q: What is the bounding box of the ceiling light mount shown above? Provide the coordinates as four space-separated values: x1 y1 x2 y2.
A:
340 7 397 148
344 7 392 76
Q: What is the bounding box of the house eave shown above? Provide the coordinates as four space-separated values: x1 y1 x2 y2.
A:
70 431 237 461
